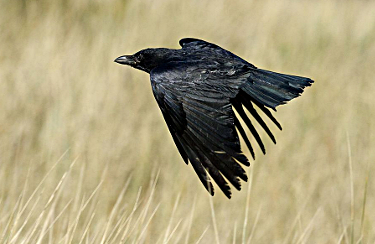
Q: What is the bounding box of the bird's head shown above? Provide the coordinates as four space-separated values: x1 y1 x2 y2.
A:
115 48 177 73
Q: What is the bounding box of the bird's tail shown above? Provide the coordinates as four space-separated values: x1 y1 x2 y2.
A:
240 69 314 110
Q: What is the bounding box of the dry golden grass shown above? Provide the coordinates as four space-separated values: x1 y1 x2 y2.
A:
1 0 375 243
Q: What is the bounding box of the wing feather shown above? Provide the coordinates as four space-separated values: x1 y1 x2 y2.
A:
151 63 250 197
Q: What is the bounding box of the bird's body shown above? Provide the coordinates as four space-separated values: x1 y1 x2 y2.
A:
115 38 313 198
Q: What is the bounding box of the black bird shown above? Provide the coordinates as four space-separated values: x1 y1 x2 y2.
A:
115 38 313 198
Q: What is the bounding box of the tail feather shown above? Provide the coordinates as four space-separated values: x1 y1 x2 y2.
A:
242 69 314 110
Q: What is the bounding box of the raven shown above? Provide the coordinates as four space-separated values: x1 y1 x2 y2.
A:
115 38 313 198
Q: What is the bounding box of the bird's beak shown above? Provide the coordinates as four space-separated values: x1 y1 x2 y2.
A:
114 55 137 66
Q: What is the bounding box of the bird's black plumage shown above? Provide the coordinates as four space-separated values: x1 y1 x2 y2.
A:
115 38 313 198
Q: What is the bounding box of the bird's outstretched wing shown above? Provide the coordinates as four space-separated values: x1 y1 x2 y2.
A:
151 61 250 198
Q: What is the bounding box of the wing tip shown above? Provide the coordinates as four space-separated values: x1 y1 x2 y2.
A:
179 38 203 47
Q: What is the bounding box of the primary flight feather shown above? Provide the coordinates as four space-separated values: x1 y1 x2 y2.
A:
115 38 313 198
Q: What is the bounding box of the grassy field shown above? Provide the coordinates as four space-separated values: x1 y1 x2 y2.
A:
1 0 375 243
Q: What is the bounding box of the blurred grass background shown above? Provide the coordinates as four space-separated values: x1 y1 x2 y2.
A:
1 0 375 243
